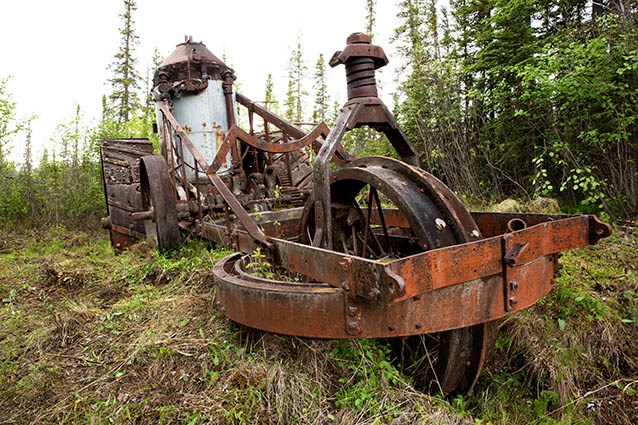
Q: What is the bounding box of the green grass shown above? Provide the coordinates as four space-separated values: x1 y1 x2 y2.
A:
0 225 635 424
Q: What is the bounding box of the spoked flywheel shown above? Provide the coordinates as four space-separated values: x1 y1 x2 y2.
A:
300 156 498 395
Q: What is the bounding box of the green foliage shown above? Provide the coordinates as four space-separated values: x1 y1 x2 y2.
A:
394 0 638 218
311 54 329 123
284 35 308 123
107 0 142 123
330 339 401 413
263 73 278 113
245 247 274 279
0 77 25 161
365 0 377 39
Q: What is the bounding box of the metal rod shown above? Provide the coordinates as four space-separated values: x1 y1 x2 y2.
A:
371 187 392 256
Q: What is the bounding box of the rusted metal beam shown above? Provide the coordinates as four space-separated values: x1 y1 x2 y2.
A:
157 102 270 247
236 93 354 164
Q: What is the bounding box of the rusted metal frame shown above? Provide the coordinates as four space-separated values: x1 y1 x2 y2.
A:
106 198 140 212
102 156 131 168
371 187 392 255
174 134 190 199
222 71 239 163
162 116 179 202
236 92 354 164
212 255 540 338
312 105 355 249
342 97 420 168
205 213 599 308
199 217 401 297
388 215 596 304
239 122 329 154
362 190 373 258
158 101 270 247
101 143 151 158
357 191 384 258
471 211 611 244
194 160 202 223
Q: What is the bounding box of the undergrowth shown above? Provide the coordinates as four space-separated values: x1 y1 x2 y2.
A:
0 224 635 424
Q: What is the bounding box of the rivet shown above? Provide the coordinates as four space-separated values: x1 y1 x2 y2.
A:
388 325 395 332
415 323 423 330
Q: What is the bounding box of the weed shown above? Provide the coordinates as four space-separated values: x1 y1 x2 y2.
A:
245 246 274 279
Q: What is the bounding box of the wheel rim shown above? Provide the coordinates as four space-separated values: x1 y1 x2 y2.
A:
140 155 181 252
300 156 497 395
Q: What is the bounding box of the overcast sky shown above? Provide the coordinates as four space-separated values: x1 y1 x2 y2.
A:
1 0 405 163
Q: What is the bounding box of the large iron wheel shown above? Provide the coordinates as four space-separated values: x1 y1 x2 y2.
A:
140 155 181 252
300 156 497 395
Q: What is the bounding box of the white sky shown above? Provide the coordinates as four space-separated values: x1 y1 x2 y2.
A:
1 0 405 163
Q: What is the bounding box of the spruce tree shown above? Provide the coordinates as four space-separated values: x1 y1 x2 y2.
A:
0 77 23 166
284 36 307 123
312 54 329 123
365 0 377 39
108 0 142 123
264 73 278 113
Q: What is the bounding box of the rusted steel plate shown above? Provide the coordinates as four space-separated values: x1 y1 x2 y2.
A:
390 215 596 302
100 138 154 251
471 211 611 243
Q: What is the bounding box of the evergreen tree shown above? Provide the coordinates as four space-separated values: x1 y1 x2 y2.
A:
107 0 142 123
365 0 377 39
284 36 307 123
0 77 24 166
23 121 33 175
312 54 329 123
264 73 278 113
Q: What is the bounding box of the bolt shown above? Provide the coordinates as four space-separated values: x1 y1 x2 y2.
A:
415 323 423 330
388 325 396 332
510 280 518 291
367 288 380 299
435 218 447 232
347 307 358 317
347 32 371 44
348 321 360 332
509 296 518 306
341 281 350 291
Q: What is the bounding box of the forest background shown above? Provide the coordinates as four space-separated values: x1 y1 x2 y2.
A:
0 0 636 226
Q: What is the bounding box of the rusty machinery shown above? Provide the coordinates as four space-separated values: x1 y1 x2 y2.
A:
100 34 611 395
